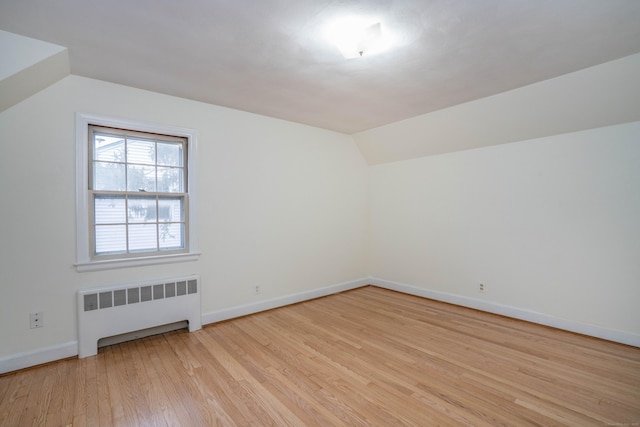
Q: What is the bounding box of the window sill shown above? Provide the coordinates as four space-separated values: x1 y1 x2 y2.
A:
75 252 201 272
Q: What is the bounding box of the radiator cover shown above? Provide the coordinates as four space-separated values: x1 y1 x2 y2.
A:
77 275 202 358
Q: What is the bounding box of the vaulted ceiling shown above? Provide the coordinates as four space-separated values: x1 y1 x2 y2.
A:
2 0 640 134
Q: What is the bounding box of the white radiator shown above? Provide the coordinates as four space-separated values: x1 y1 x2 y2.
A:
77 275 202 358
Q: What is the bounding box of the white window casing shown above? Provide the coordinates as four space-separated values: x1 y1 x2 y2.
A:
75 113 200 272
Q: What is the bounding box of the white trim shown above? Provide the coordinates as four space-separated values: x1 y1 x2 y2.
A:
75 251 201 272
202 278 369 325
0 341 77 374
369 277 640 348
75 113 199 271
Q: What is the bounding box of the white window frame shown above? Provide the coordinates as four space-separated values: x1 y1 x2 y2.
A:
75 113 200 272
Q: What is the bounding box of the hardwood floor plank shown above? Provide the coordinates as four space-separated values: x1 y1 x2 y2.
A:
229 319 370 425
15 360 48 426
0 373 22 425
94 350 113 426
143 334 205 426
43 359 74 426
1 286 639 425
198 325 306 425
193 328 275 425
70 357 88 427
83 355 99 426
281 295 548 426
0 372 14 405
130 338 174 426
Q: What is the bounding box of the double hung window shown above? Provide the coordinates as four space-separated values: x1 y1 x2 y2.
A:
76 114 198 271
89 125 187 257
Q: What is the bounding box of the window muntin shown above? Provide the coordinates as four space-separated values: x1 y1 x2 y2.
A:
89 125 188 259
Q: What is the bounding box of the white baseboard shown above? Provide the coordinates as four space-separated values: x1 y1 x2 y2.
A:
0 341 78 374
370 277 640 348
5 275 635 374
1 278 369 374
202 277 370 325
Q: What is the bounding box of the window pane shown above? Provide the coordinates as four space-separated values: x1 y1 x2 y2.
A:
157 167 183 192
95 225 126 254
93 162 125 191
94 134 125 162
158 197 183 222
129 224 158 252
128 197 156 223
95 195 126 224
159 223 184 249
127 165 156 192
127 139 155 165
157 142 183 167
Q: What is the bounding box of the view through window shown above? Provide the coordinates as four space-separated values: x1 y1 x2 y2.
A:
89 125 188 258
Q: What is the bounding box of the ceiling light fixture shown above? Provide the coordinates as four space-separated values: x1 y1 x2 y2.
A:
325 17 392 59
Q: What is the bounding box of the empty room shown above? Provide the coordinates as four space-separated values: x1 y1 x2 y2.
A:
1 1 639 425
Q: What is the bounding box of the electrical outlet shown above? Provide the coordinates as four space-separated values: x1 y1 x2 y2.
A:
255 285 261 294
30 312 44 329
478 283 485 293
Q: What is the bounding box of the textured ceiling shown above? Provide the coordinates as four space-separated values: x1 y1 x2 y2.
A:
2 0 640 134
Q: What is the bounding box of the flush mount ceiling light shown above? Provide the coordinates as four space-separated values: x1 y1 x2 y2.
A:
325 17 393 59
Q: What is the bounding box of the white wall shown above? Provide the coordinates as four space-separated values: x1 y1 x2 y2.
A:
369 122 640 338
0 76 369 361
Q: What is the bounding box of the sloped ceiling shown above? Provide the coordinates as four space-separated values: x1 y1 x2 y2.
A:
0 30 69 112
1 0 640 135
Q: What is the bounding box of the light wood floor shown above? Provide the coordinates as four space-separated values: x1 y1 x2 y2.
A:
1 286 639 426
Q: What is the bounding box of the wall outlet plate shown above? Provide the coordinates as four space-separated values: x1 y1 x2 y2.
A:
30 312 43 329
